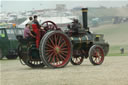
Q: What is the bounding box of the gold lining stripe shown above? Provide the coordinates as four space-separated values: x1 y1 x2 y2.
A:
85 35 88 41
85 35 89 44
79 37 82 49
71 37 74 40
82 10 88 12
79 37 82 43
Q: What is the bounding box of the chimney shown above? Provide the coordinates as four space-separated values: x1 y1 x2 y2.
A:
82 8 88 30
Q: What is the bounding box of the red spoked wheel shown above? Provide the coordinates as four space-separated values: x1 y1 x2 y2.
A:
70 56 84 65
39 31 72 68
42 21 60 31
89 45 104 65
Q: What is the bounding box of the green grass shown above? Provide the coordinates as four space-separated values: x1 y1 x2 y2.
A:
108 45 128 56
108 53 127 56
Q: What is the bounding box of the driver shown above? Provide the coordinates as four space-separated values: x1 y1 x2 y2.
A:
32 15 41 48
67 19 81 35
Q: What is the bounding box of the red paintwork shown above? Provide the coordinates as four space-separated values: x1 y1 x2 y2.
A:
32 24 40 48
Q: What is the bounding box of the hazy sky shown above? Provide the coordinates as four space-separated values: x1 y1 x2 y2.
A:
1 0 128 12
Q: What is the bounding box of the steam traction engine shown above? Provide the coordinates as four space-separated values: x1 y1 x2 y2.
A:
17 8 109 68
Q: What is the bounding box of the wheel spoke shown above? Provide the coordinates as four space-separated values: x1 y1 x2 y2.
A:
47 52 54 62
49 25 51 29
60 42 66 48
51 53 56 63
55 55 60 63
76 57 78 62
46 43 54 49
73 58 76 62
60 50 68 54
51 25 54 29
45 47 53 50
58 54 65 60
61 48 68 51
58 36 62 46
78 57 81 61
97 58 99 63
93 57 96 62
49 37 55 46
45 50 53 56
45 49 54 52
60 52 67 57
98 57 101 62
57 54 63 61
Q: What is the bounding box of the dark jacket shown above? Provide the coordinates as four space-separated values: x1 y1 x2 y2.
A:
33 20 41 29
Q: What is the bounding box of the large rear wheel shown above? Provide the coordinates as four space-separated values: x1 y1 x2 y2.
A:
40 31 72 68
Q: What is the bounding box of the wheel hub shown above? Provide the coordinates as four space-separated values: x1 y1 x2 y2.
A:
55 46 60 54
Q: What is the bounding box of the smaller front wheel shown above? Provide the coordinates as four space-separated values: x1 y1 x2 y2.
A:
89 45 104 65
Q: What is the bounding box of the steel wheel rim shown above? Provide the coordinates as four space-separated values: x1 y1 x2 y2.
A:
44 33 71 67
92 47 104 64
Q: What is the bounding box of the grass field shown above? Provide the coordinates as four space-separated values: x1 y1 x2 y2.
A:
90 22 128 56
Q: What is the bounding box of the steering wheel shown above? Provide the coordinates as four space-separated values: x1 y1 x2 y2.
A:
41 21 60 31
